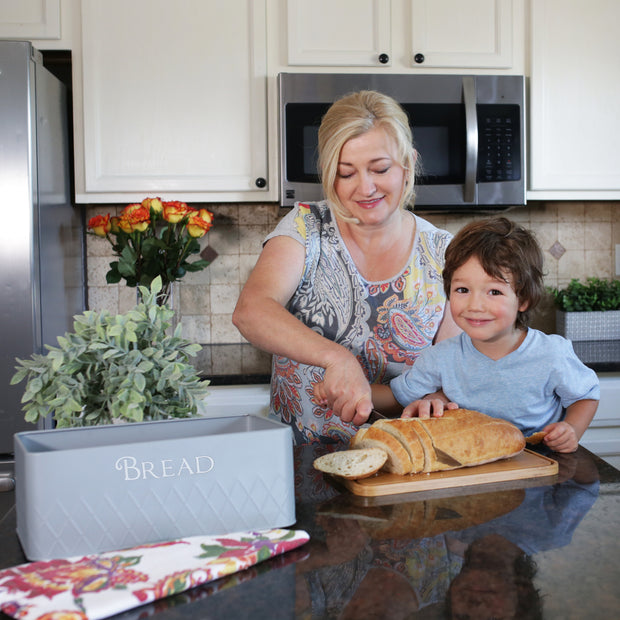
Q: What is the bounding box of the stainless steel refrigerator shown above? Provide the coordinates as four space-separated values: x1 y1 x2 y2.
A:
0 41 85 454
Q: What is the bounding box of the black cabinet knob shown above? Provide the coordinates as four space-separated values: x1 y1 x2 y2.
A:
378 53 389 64
414 53 425 64
255 177 267 188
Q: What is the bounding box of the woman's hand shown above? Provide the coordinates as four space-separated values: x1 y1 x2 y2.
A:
314 353 373 426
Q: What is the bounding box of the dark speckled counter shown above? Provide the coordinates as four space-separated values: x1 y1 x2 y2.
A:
1 445 619 619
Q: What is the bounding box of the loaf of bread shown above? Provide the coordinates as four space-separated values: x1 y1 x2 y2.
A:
416 409 526 469
314 408 526 479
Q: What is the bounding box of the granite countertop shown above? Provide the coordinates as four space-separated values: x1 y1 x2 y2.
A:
1 444 619 619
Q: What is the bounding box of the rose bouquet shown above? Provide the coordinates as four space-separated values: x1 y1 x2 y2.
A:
88 198 215 304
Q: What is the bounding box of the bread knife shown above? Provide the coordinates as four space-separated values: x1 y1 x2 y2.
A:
367 408 387 423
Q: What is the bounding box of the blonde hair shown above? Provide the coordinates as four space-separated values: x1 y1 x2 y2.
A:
317 90 417 221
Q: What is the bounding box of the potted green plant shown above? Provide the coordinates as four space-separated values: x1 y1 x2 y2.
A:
550 277 620 341
11 277 210 428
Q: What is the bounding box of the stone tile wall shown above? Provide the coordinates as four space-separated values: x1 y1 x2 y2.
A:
85 201 620 375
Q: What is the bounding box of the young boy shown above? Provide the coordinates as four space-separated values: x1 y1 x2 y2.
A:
372 217 599 453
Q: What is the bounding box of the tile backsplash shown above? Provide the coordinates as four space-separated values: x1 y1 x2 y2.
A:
86 201 620 376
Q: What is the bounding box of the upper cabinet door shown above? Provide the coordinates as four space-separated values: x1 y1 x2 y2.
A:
0 0 60 39
410 0 512 68
76 0 269 203
529 0 620 194
287 0 391 66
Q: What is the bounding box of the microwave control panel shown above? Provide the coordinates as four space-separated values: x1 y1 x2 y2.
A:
478 104 521 183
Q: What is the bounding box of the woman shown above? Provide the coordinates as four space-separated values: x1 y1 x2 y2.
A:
233 90 459 444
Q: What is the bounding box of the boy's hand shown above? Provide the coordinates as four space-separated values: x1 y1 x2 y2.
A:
401 398 459 419
541 421 579 453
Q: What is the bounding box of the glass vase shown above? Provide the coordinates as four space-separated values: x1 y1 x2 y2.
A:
136 281 180 332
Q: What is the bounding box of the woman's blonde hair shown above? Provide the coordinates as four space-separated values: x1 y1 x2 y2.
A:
317 90 417 221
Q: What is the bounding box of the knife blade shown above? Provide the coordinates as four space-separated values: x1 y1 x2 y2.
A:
367 408 387 423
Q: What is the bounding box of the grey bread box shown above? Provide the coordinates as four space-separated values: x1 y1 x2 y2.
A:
15 415 296 561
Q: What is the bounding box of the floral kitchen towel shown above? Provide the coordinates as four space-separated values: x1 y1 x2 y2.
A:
0 528 309 620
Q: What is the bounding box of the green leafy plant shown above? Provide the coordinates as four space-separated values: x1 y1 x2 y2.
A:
11 277 210 428
550 277 620 312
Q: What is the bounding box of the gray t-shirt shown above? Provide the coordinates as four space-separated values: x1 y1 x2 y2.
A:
390 329 600 435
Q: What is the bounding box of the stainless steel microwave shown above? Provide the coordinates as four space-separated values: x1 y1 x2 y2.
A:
278 73 526 212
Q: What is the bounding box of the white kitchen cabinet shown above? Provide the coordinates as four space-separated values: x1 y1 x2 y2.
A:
528 0 620 198
284 0 517 71
75 0 270 203
286 0 391 67
581 373 620 470
0 0 60 39
410 0 512 69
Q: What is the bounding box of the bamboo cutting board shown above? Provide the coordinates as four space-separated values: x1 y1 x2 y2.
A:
342 449 558 497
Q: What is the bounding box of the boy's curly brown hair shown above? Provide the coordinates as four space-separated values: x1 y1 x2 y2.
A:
443 217 545 330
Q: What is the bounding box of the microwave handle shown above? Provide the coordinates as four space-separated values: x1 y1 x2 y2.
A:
463 76 477 203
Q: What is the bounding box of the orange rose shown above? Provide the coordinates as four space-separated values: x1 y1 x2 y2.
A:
110 216 121 234
142 197 163 214
186 208 214 238
119 203 151 233
162 200 192 224
87 213 111 237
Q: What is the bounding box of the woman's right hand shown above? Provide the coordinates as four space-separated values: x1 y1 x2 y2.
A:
313 352 373 426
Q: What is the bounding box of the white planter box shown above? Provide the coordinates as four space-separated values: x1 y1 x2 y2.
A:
15 415 295 561
556 310 620 341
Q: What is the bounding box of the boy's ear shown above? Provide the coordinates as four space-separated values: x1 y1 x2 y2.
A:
518 300 529 312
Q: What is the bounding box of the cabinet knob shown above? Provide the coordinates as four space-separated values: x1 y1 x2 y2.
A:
414 53 425 64
378 53 389 64
255 177 267 188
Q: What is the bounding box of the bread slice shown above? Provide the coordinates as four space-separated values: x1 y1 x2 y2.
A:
374 418 425 473
409 419 460 472
525 431 546 445
351 426 412 475
313 448 388 480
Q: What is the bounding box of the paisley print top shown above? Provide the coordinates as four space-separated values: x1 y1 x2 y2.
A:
264 201 452 445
